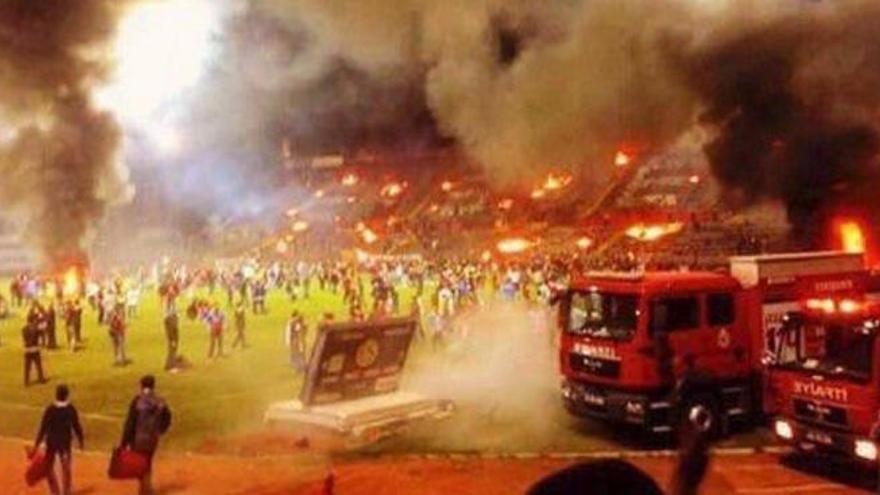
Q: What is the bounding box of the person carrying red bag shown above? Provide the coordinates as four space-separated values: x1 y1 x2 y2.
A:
120 375 172 495
32 384 84 495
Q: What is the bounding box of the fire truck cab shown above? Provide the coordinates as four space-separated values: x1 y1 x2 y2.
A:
559 251 867 437
770 293 880 464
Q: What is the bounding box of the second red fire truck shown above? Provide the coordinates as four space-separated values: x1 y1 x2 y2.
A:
558 251 876 437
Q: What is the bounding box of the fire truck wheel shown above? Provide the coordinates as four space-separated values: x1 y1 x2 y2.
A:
682 394 720 439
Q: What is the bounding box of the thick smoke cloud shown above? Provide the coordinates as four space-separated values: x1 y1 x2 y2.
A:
676 1 880 244
194 0 696 190
0 0 133 267
201 0 880 242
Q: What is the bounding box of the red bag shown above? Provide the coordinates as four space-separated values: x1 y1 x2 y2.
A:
25 448 50 487
108 447 149 480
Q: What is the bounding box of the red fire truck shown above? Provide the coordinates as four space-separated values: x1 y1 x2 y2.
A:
558 251 871 437
769 293 880 464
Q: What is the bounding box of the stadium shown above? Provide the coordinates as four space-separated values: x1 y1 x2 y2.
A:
2 1 880 494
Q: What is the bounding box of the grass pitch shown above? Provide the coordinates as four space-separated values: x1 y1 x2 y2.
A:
0 284 409 452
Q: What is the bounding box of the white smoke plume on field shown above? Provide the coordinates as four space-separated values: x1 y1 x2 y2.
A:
400 302 578 451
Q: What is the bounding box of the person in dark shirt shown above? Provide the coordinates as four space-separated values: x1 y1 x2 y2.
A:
231 301 247 349
121 375 172 495
34 384 84 495
64 299 83 351
163 308 180 371
46 301 58 349
23 323 46 386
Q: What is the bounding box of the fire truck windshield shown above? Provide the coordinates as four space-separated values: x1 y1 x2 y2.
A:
568 291 639 341
785 320 877 382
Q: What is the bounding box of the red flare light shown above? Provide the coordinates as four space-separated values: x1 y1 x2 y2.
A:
441 180 455 192
614 150 631 167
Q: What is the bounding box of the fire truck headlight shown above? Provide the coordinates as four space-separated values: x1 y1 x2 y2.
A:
774 419 794 440
855 439 878 461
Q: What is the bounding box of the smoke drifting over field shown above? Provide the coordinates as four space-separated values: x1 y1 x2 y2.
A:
401 303 573 451
0 1 133 266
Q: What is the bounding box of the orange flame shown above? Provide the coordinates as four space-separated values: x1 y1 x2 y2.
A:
576 237 593 250
625 222 684 242
543 173 572 191
839 221 866 254
614 150 631 167
292 221 309 233
63 269 80 297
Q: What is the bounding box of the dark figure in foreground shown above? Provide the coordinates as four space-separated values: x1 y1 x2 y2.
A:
23 322 46 386
34 384 84 495
121 375 172 495
526 459 663 495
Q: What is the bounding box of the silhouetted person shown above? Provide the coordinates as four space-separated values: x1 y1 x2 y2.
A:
526 459 663 495
121 375 172 495
163 309 180 371
23 323 46 386
34 384 84 495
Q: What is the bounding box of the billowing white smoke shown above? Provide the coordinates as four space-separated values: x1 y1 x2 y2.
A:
401 302 571 451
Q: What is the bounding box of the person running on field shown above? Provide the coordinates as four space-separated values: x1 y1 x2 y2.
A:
34 384 84 495
120 375 172 495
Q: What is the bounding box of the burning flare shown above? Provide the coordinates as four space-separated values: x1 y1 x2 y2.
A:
542 173 572 191
625 222 684 242
839 221 866 254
